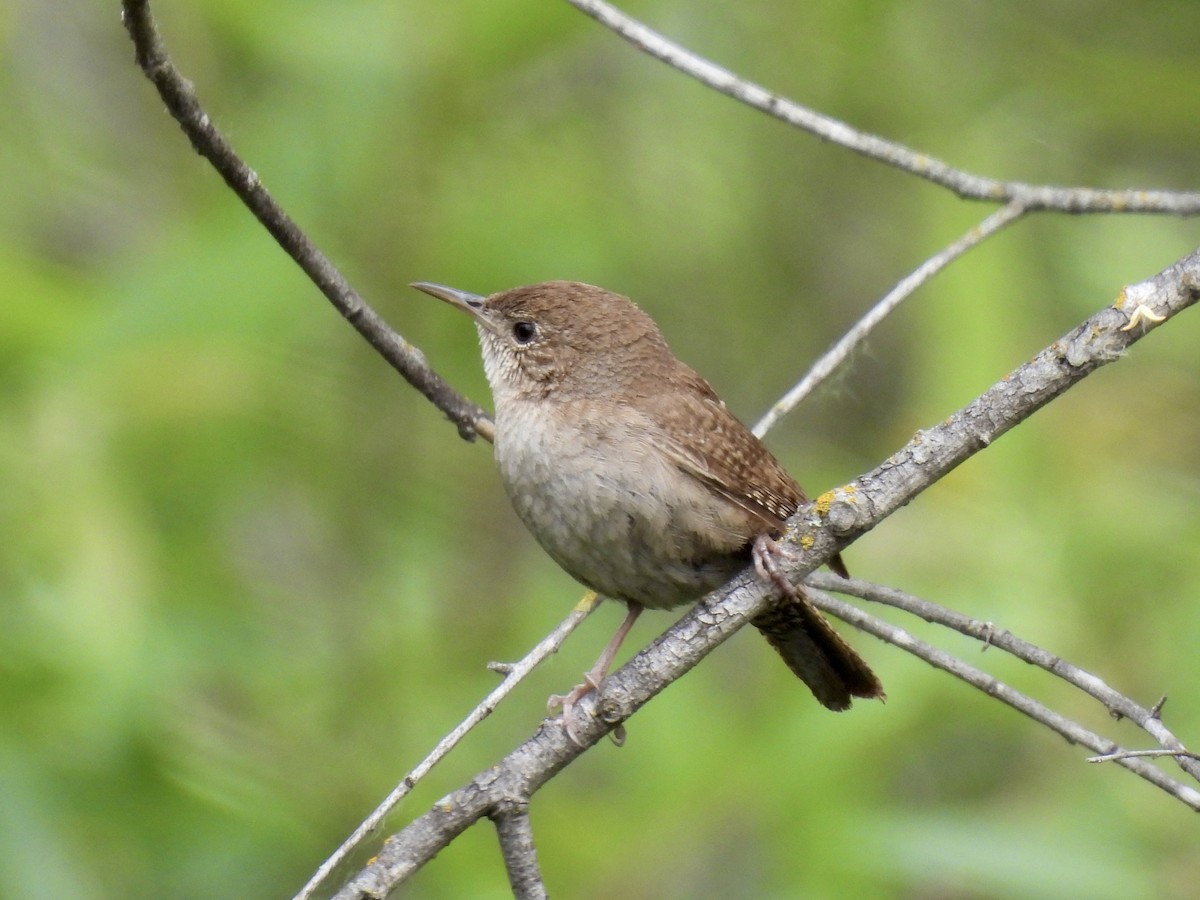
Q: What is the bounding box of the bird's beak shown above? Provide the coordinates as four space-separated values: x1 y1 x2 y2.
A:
410 282 500 334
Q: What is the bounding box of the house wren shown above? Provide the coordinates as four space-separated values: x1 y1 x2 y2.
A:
413 280 883 740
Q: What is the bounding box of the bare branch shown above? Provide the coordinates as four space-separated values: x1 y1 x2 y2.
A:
119 0 492 443
753 199 1028 436
492 804 548 900
293 594 601 900
810 572 1200 785
806 588 1200 809
329 254 1200 896
563 0 1200 215
783 253 1200 589
331 712 586 900
1089 749 1200 765
119 3 1200 895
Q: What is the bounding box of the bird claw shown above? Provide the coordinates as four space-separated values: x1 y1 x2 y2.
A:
547 674 603 746
547 604 643 746
752 534 799 598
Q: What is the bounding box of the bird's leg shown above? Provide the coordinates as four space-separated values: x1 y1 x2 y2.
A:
752 534 798 598
549 603 643 745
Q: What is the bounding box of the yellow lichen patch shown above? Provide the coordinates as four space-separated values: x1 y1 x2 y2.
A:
816 484 857 516
799 534 815 551
1115 288 1128 309
573 590 601 612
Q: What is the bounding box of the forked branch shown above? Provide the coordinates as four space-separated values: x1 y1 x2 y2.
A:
117 3 1200 899
331 255 1200 898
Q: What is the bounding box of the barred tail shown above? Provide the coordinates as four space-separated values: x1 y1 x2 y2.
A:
751 589 884 711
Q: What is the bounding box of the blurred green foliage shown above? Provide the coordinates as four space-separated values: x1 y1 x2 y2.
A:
2 1 1199 897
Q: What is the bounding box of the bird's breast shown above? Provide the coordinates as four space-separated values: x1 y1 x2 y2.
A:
492 398 757 609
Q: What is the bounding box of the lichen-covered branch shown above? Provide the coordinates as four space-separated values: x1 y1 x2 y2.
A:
330 253 1200 898
118 2 1200 897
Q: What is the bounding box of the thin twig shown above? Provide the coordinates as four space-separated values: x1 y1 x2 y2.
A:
119 0 492 443
810 573 1200 786
563 0 1200 215
293 593 601 900
812 575 1200 783
754 200 1027 436
807 589 1200 810
1088 749 1200 764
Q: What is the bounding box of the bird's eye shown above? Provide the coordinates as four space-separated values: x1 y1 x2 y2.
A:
512 321 537 344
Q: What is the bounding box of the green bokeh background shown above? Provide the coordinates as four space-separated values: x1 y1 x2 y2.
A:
3 2 1199 897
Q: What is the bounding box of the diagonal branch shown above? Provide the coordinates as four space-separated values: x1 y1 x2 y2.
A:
754 199 1028 436
293 594 600 900
563 0 1200 215
807 576 1200 790
119 0 492 443
805 587 1200 808
789 253 1200 578
118 3 1200 896
330 253 1200 898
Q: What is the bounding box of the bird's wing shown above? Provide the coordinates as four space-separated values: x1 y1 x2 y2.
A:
640 371 803 535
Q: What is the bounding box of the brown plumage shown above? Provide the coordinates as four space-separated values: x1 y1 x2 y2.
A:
414 279 883 732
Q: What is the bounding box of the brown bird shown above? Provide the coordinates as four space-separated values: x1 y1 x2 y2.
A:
413 280 883 741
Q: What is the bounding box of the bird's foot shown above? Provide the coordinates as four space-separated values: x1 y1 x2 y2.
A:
547 671 604 747
752 534 799 598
